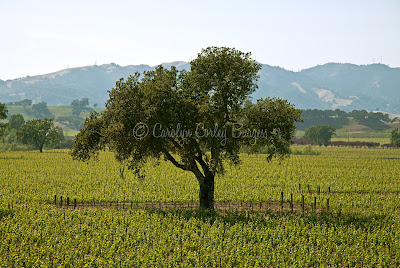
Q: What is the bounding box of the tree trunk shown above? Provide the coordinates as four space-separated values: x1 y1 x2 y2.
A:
39 146 43 153
198 173 215 210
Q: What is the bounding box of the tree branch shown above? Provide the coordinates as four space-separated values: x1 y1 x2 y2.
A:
189 158 206 184
162 149 190 171
168 137 183 150
193 142 212 177
195 154 211 176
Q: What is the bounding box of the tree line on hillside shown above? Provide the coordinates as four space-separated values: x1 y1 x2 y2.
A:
2 98 400 152
297 109 399 131
294 124 400 148
3 97 98 130
4 99 398 132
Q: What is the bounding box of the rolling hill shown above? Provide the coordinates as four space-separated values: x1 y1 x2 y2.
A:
1 62 399 113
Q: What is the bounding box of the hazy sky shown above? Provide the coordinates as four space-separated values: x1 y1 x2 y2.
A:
1 0 399 80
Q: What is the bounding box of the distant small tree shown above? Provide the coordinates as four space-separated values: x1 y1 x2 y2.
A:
8 114 25 131
15 99 33 108
17 118 63 152
5 129 18 144
0 102 7 119
304 125 336 146
391 128 400 147
71 98 90 117
0 102 8 137
32 102 53 119
93 103 98 108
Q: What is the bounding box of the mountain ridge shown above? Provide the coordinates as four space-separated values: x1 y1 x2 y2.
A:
1 62 399 113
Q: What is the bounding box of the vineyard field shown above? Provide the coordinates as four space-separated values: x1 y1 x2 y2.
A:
1 147 400 266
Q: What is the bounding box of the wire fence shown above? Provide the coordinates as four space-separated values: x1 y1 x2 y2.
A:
50 184 400 215
52 194 330 214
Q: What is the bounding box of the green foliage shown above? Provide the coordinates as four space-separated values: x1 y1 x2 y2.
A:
3 105 103 125
298 109 393 132
243 98 302 160
8 114 25 130
72 47 302 209
390 128 400 146
70 98 91 117
304 125 336 146
0 102 7 120
297 109 349 130
0 102 8 137
17 118 63 152
4 129 18 144
350 110 390 131
13 99 32 107
32 102 53 119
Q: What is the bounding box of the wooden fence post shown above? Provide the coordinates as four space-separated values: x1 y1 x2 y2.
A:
326 198 329 212
54 195 57 206
74 198 77 209
313 197 317 211
301 195 304 212
281 192 284 211
60 196 63 207
290 193 293 212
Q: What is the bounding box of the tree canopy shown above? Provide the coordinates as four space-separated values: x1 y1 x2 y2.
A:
0 102 8 137
391 128 400 147
297 109 349 130
0 102 8 120
349 110 390 131
8 114 25 131
15 99 33 108
71 47 302 209
303 125 336 146
17 118 63 152
71 98 91 117
32 102 53 119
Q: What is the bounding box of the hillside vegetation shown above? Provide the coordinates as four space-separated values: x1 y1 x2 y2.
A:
1 62 400 113
3 105 103 122
2 105 399 138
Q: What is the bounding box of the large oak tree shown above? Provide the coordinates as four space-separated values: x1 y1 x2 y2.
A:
71 47 302 209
